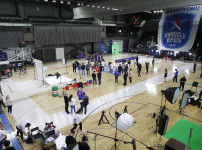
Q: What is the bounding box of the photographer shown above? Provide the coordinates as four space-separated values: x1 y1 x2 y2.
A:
79 135 90 150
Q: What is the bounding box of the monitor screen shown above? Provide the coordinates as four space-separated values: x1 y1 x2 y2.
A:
180 93 189 108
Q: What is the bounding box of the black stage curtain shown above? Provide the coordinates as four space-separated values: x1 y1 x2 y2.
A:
34 26 101 46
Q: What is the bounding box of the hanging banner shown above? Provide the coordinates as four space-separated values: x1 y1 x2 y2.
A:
158 5 202 51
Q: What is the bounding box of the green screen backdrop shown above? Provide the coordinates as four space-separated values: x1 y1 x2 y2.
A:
112 44 119 55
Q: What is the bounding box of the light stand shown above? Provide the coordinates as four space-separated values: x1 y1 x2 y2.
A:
190 81 199 94
93 134 97 150
98 111 110 126
64 63 69 74
123 106 128 113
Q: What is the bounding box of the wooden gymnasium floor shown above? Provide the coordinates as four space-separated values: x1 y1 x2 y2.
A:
1 53 202 150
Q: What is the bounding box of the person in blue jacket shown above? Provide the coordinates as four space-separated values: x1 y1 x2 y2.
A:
114 69 119 84
78 64 81 75
173 69 178 82
77 88 83 112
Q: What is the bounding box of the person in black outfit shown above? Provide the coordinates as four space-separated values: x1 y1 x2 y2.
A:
66 131 76 147
79 135 90 150
123 72 128 86
97 70 101 85
136 55 138 63
193 62 197 73
128 59 131 68
199 90 202 100
145 62 149 73
138 63 142 77
118 64 122 76
179 76 186 91
3 140 16 150
64 89 70 114
81 63 86 75
125 64 128 73
73 62 77 73
0 97 6 114
92 71 97 85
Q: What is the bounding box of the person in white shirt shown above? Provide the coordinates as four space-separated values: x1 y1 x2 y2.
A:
101 60 106 71
85 60 89 65
0 129 7 150
69 95 76 114
90 61 94 71
5 95 12 115
16 121 31 141
110 62 113 75
71 109 84 133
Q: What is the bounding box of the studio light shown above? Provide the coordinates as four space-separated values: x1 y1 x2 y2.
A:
164 87 179 104
117 113 134 131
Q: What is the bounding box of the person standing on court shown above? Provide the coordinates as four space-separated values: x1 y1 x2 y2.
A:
64 89 70 114
90 60 94 71
92 71 97 85
114 69 119 84
173 69 178 82
73 62 77 73
5 95 12 115
86 62 91 75
69 95 76 114
138 63 142 77
77 64 81 75
122 63 125 74
81 63 85 75
0 96 6 114
128 69 133 84
152 58 155 68
145 62 149 73
101 60 105 71
179 76 186 91
82 92 89 115
123 72 128 86
77 88 83 112
118 64 122 76
193 62 197 73
110 62 113 75
164 69 168 82
97 70 102 85
136 55 138 63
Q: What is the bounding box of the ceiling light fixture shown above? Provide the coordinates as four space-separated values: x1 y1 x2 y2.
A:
154 11 156 13
87 5 89 6
81 4 83 5
160 10 163 12
157 10 159 12
107 7 110 9
92 5 95 7
53 0 56 2
97 6 100 8
44 0 48 1
102 7 105 8
67 2 70 4
60 1 63 3
78 3 80 5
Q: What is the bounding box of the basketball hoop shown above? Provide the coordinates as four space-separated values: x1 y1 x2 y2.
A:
31 50 35 53
151 36 154 39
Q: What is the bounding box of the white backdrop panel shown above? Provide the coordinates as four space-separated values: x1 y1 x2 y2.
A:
56 48 65 60
34 59 45 80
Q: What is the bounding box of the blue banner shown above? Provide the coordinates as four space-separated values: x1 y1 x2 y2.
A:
115 57 136 63
158 5 202 51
